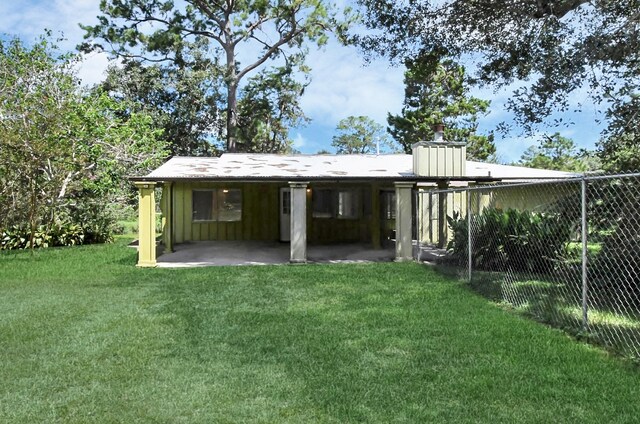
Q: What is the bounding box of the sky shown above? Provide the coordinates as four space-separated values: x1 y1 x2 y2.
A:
0 0 605 162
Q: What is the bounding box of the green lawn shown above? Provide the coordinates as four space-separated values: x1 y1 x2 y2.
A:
1 242 639 423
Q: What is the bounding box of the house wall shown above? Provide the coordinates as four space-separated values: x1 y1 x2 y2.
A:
163 181 396 245
307 182 394 245
417 183 570 246
169 182 282 243
483 183 568 212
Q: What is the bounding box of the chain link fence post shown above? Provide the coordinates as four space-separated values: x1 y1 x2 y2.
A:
467 188 472 283
432 174 640 359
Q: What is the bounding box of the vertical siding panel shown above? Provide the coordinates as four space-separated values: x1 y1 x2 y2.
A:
174 183 185 243
184 186 193 242
274 184 282 240
243 183 251 240
202 220 209 240
210 219 218 240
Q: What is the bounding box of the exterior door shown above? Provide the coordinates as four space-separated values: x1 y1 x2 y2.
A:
280 187 291 242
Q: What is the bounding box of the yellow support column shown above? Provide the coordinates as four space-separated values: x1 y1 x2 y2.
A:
134 181 157 267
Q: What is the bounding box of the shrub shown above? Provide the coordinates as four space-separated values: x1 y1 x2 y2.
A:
1 225 51 250
448 208 574 274
1 222 102 251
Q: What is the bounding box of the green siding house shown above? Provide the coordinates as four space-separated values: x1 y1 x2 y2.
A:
131 131 575 267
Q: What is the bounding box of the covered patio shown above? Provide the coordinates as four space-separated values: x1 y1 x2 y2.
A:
154 241 396 267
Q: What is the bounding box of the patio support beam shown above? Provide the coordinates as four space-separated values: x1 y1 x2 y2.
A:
395 182 414 261
134 181 157 267
289 182 308 263
162 182 174 253
417 183 437 245
437 181 449 249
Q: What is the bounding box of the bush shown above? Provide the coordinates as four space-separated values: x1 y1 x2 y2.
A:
1 222 101 251
592 212 640 294
448 208 574 274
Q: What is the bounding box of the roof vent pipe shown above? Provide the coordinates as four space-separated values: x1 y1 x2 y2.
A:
434 123 445 143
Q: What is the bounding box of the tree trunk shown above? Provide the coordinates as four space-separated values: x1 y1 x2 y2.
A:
227 80 238 152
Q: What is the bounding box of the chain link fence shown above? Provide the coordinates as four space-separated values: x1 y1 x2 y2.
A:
416 174 640 360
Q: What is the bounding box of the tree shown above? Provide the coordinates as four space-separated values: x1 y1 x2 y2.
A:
598 94 640 173
0 35 167 245
102 40 225 156
332 116 398 154
82 0 352 152
356 0 640 134
518 133 595 172
236 66 309 153
387 56 496 161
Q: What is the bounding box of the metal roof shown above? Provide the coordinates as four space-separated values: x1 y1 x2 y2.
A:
134 153 577 182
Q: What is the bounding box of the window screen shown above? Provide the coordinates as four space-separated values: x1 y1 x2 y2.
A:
192 190 215 221
218 189 242 221
192 189 242 222
381 191 396 220
337 190 360 219
312 189 333 218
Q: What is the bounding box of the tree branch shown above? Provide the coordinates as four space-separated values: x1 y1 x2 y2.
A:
236 22 306 81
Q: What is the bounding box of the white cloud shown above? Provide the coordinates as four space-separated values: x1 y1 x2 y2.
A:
1 0 604 161
292 132 306 149
75 51 114 87
1 0 107 86
301 40 404 127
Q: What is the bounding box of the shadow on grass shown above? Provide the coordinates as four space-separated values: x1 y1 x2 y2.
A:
441 267 640 361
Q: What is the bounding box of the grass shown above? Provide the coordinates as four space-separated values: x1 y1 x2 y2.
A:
466 269 640 359
1 242 639 423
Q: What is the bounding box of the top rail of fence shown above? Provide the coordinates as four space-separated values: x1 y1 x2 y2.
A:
426 171 640 195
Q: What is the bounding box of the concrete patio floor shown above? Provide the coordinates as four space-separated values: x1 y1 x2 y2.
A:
155 241 396 268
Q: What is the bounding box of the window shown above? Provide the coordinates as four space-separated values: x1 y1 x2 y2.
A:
192 189 242 222
218 189 242 221
193 190 215 221
313 188 365 219
281 190 291 215
312 189 333 218
381 191 396 220
337 190 360 219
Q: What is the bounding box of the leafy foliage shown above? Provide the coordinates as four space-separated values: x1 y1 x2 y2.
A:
82 0 353 152
356 0 640 136
332 116 398 154
0 35 167 248
387 57 496 160
519 132 598 172
598 94 640 173
589 178 640 295
237 66 309 153
448 208 573 274
1 223 87 250
103 41 225 156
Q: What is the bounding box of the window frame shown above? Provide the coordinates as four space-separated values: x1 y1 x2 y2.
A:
192 188 242 223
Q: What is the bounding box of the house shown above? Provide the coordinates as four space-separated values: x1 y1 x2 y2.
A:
130 128 574 267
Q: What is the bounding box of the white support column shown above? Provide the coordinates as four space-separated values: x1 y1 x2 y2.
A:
395 182 414 261
289 182 308 263
416 183 437 245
